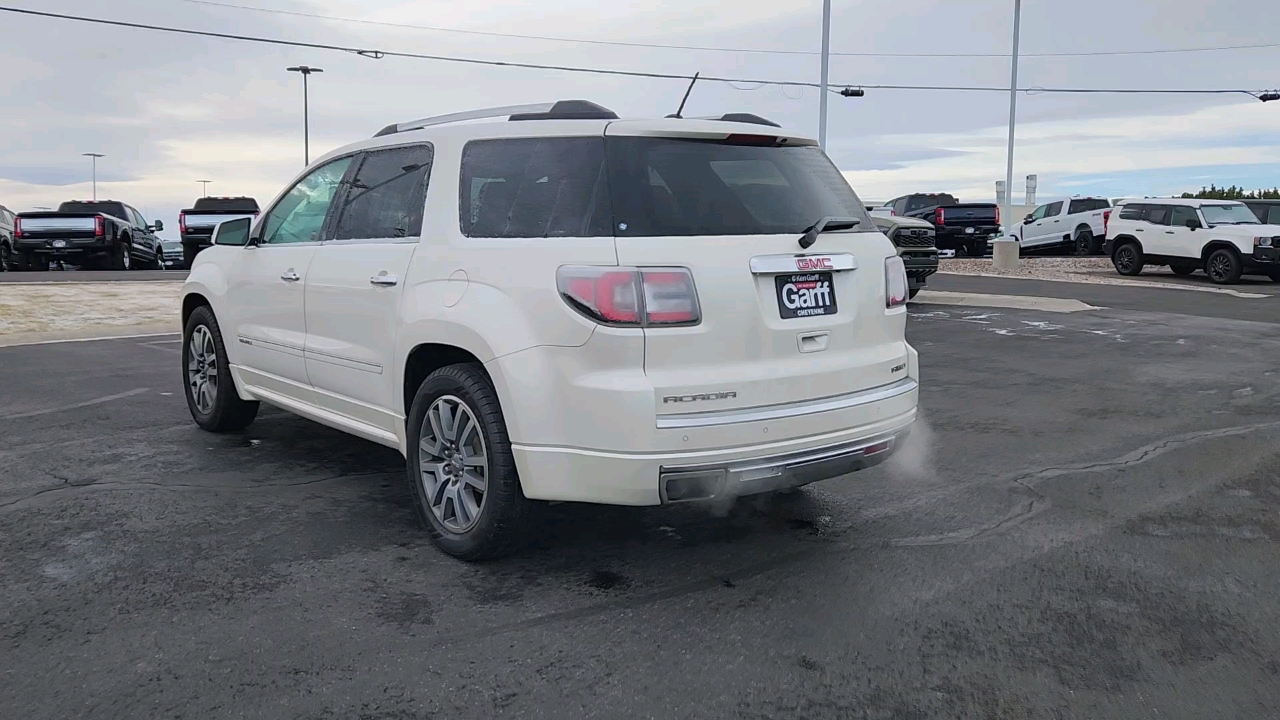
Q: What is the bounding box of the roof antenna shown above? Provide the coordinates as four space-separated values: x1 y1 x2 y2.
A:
669 72 700 119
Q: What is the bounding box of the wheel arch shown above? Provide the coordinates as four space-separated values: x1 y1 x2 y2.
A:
1074 223 1093 237
182 292 212 330
402 343 490 419
1110 234 1142 256
1201 239 1243 262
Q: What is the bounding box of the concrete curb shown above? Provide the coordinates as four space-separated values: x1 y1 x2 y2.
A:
0 323 180 348
938 270 1272 299
913 290 1099 314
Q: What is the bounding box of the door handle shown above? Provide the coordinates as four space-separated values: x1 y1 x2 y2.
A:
370 273 398 286
1166 231 1175 234
1135 228 1144 232
280 270 301 282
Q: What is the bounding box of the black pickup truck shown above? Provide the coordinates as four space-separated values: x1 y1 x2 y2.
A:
179 196 259 268
13 200 162 271
880 193 1001 256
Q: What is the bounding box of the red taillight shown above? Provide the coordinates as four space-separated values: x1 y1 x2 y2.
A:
94 215 105 237
995 205 1001 225
179 212 187 234
1103 210 1112 234
557 266 700 327
885 256 908 309
12 217 21 238
935 208 945 225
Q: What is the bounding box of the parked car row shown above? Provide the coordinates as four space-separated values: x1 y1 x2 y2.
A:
870 193 1000 257
1105 198 1280 284
0 195 259 272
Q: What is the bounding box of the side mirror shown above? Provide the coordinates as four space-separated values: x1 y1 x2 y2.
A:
212 217 252 247
1185 219 1200 230
1024 214 1034 224
151 219 164 232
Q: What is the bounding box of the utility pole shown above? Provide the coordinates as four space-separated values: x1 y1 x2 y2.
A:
198 180 212 197
1003 0 1022 238
82 153 104 201
818 0 832 149
287 65 323 165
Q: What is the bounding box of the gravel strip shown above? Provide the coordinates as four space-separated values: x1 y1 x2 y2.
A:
939 257 1275 295
0 282 182 335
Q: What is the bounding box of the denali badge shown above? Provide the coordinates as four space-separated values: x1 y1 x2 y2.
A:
663 391 738 404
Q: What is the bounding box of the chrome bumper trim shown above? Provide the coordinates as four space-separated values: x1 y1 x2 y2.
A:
656 377 917 430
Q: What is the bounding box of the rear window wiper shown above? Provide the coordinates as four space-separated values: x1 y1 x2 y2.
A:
799 216 860 249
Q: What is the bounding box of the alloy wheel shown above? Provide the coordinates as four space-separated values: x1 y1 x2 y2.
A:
1208 254 1232 282
186 326 218 414
1115 247 1135 272
418 395 488 533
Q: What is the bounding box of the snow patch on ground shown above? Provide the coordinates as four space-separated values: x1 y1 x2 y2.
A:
0 282 182 335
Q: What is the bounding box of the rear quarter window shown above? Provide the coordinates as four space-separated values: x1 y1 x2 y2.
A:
459 137 611 238
1068 199 1110 213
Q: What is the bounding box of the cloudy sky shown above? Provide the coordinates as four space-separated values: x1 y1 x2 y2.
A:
1 0 1278 238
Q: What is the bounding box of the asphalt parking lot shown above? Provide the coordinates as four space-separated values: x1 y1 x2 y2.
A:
3 289 1280 718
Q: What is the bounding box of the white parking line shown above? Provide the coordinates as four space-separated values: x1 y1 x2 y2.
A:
0 388 151 421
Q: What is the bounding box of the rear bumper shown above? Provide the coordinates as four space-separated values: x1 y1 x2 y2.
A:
934 227 999 249
15 238 110 254
511 409 916 505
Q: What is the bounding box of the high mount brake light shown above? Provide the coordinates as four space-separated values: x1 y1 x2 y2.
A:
885 256 908 309
557 267 700 327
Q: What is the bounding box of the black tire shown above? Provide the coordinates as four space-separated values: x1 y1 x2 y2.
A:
406 363 536 561
0 241 11 271
968 238 988 257
183 244 198 270
1270 271 1280 284
183 305 259 432
111 239 132 271
1170 263 1196 276
1113 242 1144 276
1073 229 1095 256
1204 248 1242 285
22 253 48 271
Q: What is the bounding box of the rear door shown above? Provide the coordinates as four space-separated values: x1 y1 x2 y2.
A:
304 143 433 432
603 127 909 422
1139 205 1174 254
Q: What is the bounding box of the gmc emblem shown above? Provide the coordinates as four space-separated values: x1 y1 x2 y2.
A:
663 391 738 404
796 257 834 271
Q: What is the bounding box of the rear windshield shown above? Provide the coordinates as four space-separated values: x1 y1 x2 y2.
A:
458 136 873 238
907 194 957 212
1068 198 1110 213
57 201 127 220
192 197 259 212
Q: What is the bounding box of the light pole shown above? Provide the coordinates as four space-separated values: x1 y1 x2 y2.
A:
197 180 212 197
818 0 832 149
82 152 104 201
287 65 323 165
1002 0 1022 238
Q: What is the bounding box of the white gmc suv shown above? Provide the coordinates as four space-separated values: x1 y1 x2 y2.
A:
1105 198 1280 284
181 100 919 559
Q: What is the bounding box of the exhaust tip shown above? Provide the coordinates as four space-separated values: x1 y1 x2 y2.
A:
661 469 726 503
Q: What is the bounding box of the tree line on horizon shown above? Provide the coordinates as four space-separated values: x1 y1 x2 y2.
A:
1180 184 1280 200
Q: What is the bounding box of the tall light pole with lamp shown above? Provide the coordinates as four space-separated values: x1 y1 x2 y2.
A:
992 0 1023 270
287 65 323 165
82 152 105 201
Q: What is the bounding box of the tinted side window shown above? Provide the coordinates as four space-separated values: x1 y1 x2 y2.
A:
1170 206 1199 228
260 157 354 245
1045 201 1064 216
1030 204 1049 221
333 144 433 240
460 138 610 239
1269 207 1280 225
1117 204 1143 220
1142 206 1172 226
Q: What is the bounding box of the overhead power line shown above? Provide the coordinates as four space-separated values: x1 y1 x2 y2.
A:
0 6 1272 99
179 0 1280 60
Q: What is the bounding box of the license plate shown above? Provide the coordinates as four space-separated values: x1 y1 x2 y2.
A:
964 227 975 234
775 272 837 319
52 239 67 248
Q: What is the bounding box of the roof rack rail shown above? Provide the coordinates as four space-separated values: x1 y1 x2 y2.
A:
714 113 781 128
374 100 618 137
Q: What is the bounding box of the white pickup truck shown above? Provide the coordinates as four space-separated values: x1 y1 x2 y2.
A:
1010 196 1112 255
